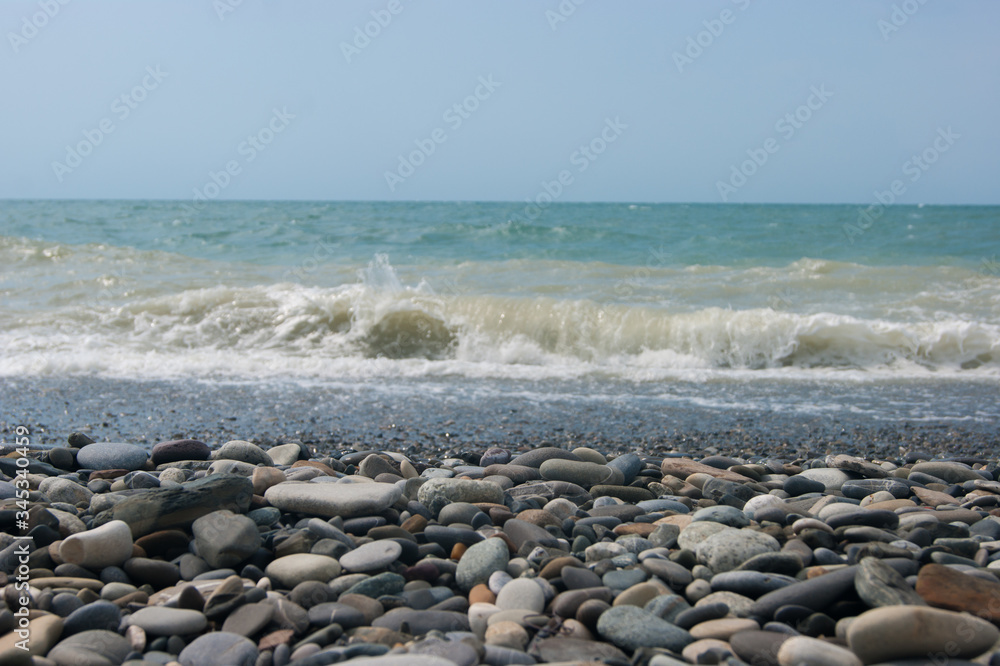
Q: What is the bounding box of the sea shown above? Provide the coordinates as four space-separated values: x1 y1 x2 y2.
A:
2 200 999 451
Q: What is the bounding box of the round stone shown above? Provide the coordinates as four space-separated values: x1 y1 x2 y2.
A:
678 522 735 551
264 481 402 518
39 477 93 505
192 510 262 569
456 538 510 592
265 553 342 589
76 442 148 471
178 631 259 666
340 540 402 573
697 529 780 573
495 579 545 612
215 440 273 466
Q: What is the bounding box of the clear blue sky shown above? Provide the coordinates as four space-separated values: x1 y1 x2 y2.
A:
2 0 997 204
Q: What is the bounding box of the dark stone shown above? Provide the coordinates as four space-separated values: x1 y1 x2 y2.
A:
711 571 797 598
371 608 470 634
675 602 729 630
796 612 836 638
841 479 910 500
111 473 253 538
62 600 121 636
123 557 181 588
826 509 900 530
784 476 826 497
730 630 790 666
641 558 693 590
736 553 805 577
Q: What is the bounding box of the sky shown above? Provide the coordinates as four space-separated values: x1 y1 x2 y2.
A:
2 0 998 205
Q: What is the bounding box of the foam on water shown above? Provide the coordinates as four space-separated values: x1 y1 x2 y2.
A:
2 250 998 383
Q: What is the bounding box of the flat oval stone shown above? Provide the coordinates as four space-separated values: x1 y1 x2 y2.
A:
77 442 148 471
847 605 999 663
540 459 613 487
910 462 984 484
128 607 207 635
825 509 899 530
340 540 402 573
509 447 583 468
265 554 342 589
151 439 210 465
711 571 797 598
777 635 861 666
372 608 470 634
841 479 910 500
264 481 401 518
690 617 760 641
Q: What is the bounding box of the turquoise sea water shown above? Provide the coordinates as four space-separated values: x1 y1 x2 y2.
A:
2 200 999 430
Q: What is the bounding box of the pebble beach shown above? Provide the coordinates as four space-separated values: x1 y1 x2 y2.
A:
4 431 1000 666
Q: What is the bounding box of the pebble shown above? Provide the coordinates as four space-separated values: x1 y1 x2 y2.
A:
597 604 694 652
417 477 505 516
264 481 401 518
191 509 262 569
847 605 999 663
76 441 149 471
127 607 208 635
59 519 134 569
495 578 545 612
150 438 210 465
177 631 259 666
12 436 1000 666
265 554 342 588
339 540 403 573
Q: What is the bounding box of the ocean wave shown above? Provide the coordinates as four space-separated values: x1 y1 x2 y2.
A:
2 254 998 383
